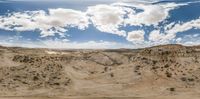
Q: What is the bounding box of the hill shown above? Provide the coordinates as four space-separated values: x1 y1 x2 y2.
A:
0 44 200 99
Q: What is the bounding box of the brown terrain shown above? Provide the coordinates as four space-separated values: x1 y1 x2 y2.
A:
0 44 200 99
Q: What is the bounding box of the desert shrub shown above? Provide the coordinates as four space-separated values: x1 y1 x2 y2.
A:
137 73 141 75
110 73 114 77
152 60 157 65
169 87 175 91
180 77 187 81
164 64 169 68
166 72 172 78
135 65 140 70
188 78 194 82
104 67 108 72
152 66 159 70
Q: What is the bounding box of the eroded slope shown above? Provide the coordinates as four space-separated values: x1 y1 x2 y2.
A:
0 45 200 98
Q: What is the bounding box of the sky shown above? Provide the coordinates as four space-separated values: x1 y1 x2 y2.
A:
0 0 200 49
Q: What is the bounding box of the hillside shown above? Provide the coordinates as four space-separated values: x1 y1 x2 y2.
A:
0 44 200 99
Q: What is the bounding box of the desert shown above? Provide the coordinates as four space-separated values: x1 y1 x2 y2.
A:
0 44 200 99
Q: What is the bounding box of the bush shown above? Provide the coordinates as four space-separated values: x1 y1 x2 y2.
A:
169 87 175 91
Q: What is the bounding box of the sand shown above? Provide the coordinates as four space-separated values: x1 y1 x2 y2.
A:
0 44 200 99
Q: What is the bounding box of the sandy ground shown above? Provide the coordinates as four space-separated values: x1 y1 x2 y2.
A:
0 44 200 99
0 95 199 99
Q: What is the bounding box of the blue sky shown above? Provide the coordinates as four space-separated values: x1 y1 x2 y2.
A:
0 0 200 49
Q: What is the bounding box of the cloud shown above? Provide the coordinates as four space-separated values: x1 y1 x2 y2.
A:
127 5 168 26
87 4 127 36
0 1 196 48
0 8 89 37
0 2 187 37
148 17 200 43
166 17 200 39
149 30 164 41
176 34 200 46
117 0 161 3
1 4 129 37
0 36 135 49
116 2 187 26
86 2 186 37
41 40 135 49
126 30 145 42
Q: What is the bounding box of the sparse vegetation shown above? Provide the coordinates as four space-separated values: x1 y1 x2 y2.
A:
0 44 199 97
169 87 175 92
166 72 172 78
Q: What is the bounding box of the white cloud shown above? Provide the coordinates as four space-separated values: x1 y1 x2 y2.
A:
85 2 187 38
122 3 186 26
0 8 89 37
0 2 187 38
149 30 164 41
162 17 200 41
181 35 200 46
164 22 175 30
87 4 127 36
0 1 196 48
41 40 135 49
167 17 200 33
176 38 182 43
0 37 135 49
126 5 168 26
126 30 145 42
117 0 161 3
147 16 200 43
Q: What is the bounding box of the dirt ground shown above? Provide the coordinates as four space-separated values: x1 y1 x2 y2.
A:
0 44 200 99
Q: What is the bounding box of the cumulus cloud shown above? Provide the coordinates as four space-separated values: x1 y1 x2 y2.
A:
176 34 200 46
119 2 186 26
166 17 200 38
41 40 135 49
0 1 196 48
87 4 127 36
126 5 168 26
0 8 89 37
175 38 182 43
149 30 164 41
0 37 135 49
86 2 186 37
126 30 145 42
117 0 161 3
146 18 200 49
0 2 187 37
150 17 200 42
